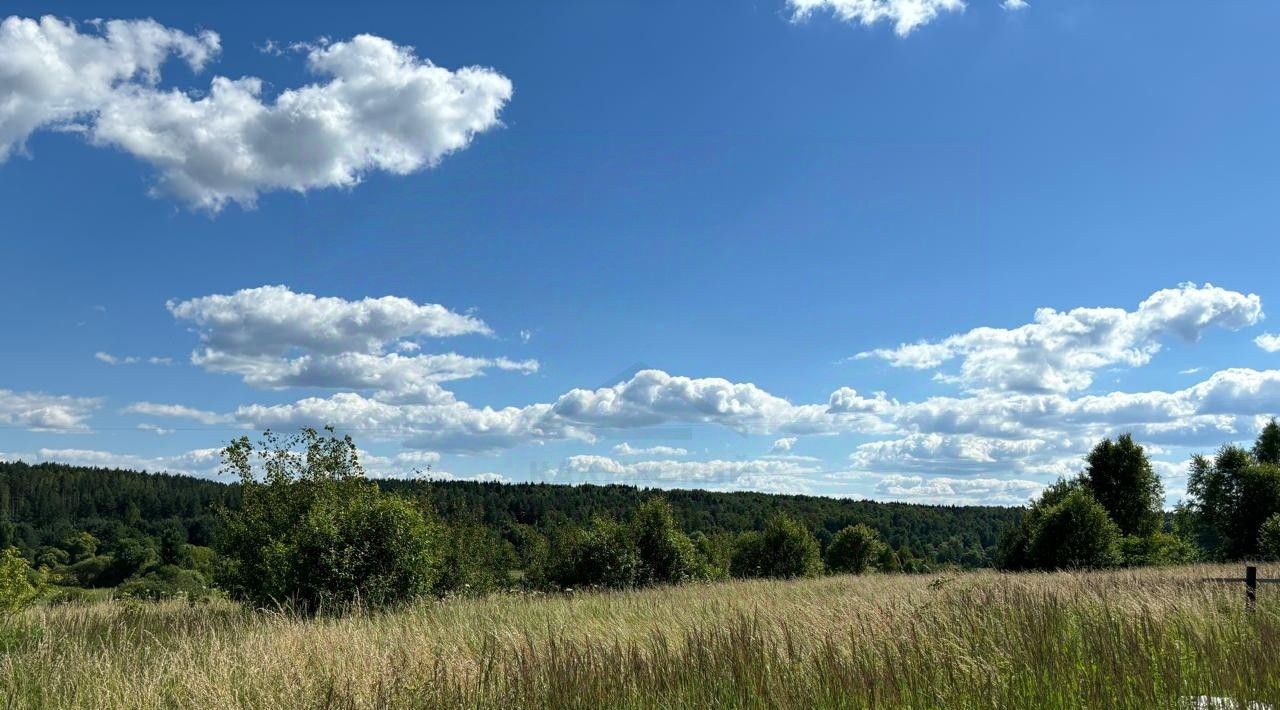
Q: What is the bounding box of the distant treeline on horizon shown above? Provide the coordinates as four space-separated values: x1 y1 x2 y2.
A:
0 459 1015 571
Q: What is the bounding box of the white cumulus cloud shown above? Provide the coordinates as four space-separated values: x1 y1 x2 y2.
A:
234 392 582 453
555 452 814 486
30 283 1276 502
874 474 1043 505
851 433 1053 474
169 285 490 354
0 15 219 160
0 17 512 210
357 449 441 478
0 389 99 431
788 0 966 36
1256 333 1280 353
168 286 528 402
558 454 820 493
856 284 1263 393
550 369 839 435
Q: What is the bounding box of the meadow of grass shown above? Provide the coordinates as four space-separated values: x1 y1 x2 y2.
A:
2 565 1278 709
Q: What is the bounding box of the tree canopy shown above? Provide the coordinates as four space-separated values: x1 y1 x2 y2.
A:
215 429 441 612
1081 434 1163 537
1255 419 1280 466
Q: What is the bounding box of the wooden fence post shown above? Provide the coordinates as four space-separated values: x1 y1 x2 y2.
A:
1246 565 1257 611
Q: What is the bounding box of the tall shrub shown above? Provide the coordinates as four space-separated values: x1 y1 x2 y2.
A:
825 523 884 574
729 514 821 579
631 497 703 585
216 428 442 612
0 547 42 614
1027 488 1122 570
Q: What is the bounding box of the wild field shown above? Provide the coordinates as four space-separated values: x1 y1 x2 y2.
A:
2 565 1277 709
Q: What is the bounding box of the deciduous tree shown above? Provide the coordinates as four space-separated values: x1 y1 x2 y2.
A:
216 428 442 612
1081 434 1162 537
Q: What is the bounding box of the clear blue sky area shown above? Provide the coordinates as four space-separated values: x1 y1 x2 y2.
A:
2 1 1278 506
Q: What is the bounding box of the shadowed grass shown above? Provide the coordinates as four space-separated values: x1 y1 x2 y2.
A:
2 565 1277 708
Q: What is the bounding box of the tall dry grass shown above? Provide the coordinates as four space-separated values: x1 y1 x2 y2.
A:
1 565 1277 708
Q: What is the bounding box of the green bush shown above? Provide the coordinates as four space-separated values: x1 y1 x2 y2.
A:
216 429 443 612
825 523 884 574
0 547 43 614
1119 532 1199 567
631 498 704 585
1259 513 1280 560
34 546 68 569
877 546 903 573
187 546 217 581
44 586 99 605
60 532 99 563
1027 489 1122 570
1255 419 1280 465
729 514 822 579
435 521 518 595
550 517 640 590
157 520 193 567
999 478 1089 570
690 531 733 581
505 523 550 588
1185 427 1280 559
63 555 113 587
895 545 928 573
100 537 159 587
119 565 215 602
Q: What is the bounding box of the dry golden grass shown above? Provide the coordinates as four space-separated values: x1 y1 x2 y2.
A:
2 565 1278 708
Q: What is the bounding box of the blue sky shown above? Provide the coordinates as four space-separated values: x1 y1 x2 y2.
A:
2 0 1279 505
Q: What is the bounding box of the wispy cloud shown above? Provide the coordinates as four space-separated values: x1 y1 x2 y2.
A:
95 352 171 366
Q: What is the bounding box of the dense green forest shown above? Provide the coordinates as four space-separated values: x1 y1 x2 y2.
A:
9 420 1274 609
390 479 1017 559
3 420 1279 613
0 463 237 550
0 454 1018 604
0 459 1014 567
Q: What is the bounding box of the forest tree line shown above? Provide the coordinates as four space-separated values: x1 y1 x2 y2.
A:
0 431 1015 607
3 420 1278 612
